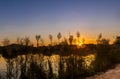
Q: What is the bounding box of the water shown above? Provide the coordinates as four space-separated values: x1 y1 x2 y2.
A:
0 54 6 79
0 53 95 79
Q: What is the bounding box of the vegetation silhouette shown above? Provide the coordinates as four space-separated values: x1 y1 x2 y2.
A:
76 31 80 44
57 32 62 44
0 32 120 79
36 35 41 47
49 34 53 46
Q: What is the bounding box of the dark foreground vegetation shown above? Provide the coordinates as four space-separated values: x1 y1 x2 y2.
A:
0 33 120 79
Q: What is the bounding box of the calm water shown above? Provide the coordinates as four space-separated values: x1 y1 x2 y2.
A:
0 54 6 79
0 53 95 79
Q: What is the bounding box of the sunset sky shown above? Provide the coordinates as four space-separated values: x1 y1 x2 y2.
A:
0 0 120 45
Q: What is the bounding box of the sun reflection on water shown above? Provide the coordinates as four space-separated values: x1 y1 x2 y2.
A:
82 54 95 67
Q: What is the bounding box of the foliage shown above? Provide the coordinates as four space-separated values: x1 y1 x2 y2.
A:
1 33 120 79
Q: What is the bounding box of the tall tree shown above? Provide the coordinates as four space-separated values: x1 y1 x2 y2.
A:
57 32 62 43
49 34 53 45
76 31 80 44
69 35 73 45
35 35 41 47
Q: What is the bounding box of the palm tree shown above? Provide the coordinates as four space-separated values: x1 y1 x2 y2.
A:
49 34 53 45
69 35 73 45
35 35 41 47
57 32 62 43
76 31 80 43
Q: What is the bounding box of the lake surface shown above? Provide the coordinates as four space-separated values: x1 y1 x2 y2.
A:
0 53 95 79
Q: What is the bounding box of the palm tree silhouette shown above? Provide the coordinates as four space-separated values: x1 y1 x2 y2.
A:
36 35 41 47
69 34 73 45
49 34 53 45
57 32 62 44
76 31 80 44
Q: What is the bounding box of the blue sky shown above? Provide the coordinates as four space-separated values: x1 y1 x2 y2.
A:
0 0 120 44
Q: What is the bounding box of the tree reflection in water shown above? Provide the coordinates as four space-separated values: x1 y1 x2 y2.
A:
4 53 95 79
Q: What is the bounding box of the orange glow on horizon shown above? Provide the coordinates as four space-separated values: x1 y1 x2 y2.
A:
0 34 114 46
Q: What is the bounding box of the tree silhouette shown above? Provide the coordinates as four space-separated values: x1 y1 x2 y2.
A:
24 37 30 46
49 34 53 45
69 35 73 45
114 36 120 45
96 33 109 45
97 33 102 44
16 37 20 44
100 38 109 45
16 37 24 45
57 32 62 43
76 31 80 43
2 38 10 46
60 38 68 45
35 35 41 47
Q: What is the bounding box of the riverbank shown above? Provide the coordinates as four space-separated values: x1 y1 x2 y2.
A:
0 44 120 79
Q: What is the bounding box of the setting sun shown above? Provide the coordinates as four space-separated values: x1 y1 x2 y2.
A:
0 0 120 79
78 42 83 46
77 41 83 46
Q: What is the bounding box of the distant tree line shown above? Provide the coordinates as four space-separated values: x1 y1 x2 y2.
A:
0 31 84 47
